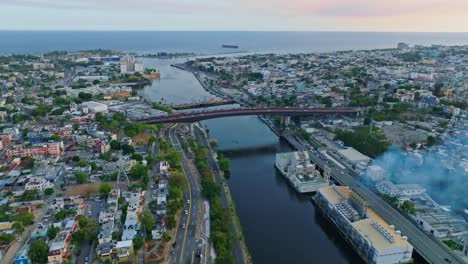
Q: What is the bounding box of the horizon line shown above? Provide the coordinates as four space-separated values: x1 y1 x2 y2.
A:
1 29 468 33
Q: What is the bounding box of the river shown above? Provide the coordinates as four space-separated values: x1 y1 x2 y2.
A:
141 57 362 264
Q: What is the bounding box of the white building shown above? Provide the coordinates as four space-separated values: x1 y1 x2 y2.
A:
337 147 372 165
376 181 426 198
81 101 108 113
315 185 414 264
25 177 52 191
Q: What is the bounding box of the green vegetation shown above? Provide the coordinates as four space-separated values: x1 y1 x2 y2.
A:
439 99 467 110
400 200 416 215
366 102 413 122
99 182 112 198
140 210 155 234
47 226 60 240
19 189 39 201
216 152 231 178
397 52 422 62
335 127 389 158
133 236 144 251
94 112 159 138
189 139 235 264
152 103 173 114
72 217 99 242
443 240 463 251
12 212 35 226
44 188 55 196
28 240 49 264
299 129 310 140
0 233 15 245
74 171 89 184
55 208 77 221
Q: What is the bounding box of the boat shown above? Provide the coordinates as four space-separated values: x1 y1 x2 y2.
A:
275 151 329 193
222 44 239 49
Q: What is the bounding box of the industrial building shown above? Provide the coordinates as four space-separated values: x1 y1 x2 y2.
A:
81 101 108 113
314 185 414 264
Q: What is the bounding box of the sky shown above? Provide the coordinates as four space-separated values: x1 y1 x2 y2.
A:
0 0 467 32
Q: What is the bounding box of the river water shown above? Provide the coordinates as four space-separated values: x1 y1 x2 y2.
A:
142 58 362 264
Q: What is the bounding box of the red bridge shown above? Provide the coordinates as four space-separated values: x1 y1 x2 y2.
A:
133 107 363 124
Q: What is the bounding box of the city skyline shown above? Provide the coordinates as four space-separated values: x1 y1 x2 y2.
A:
1 0 467 32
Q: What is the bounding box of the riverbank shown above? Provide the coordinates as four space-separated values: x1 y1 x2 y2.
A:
193 124 253 264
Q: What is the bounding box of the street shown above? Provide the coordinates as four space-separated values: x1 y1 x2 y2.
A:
166 124 204 264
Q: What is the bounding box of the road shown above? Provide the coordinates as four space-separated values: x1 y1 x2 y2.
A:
76 198 104 264
167 124 202 264
283 131 464 264
193 124 246 264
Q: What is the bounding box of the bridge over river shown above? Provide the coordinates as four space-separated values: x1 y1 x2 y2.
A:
133 107 363 124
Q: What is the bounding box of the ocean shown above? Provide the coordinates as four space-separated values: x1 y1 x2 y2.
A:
1 31 468 54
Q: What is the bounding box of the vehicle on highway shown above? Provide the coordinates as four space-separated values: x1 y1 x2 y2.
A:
171 250 175 255
444 258 452 263
172 242 176 247
187 199 190 204
196 249 203 258
184 209 188 215
85 257 89 262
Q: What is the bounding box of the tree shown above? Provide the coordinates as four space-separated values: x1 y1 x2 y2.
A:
75 172 89 184
89 162 97 171
76 217 99 241
28 240 49 264
77 160 88 167
427 135 437 146
122 144 135 155
72 123 80 131
400 200 416 215
141 210 155 233
72 155 81 162
128 163 148 180
47 226 60 240
0 233 15 245
19 189 39 201
99 183 112 198
133 237 144 251
110 140 121 150
13 222 24 235
168 172 186 190
44 188 55 196
299 129 310 140
131 153 143 161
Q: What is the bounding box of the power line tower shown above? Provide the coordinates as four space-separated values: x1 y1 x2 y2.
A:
115 156 130 189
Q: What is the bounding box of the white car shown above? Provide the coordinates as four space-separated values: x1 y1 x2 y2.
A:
186 200 190 204
184 209 188 215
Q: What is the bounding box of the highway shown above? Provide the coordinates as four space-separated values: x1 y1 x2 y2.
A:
193 124 246 264
168 124 203 264
283 133 464 264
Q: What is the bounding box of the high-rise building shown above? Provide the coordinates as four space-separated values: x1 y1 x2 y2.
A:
120 55 144 74
397 42 410 50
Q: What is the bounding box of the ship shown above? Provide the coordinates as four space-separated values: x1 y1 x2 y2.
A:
222 44 239 49
275 151 329 193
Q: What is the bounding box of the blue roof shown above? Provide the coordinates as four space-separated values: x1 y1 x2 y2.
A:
295 84 305 91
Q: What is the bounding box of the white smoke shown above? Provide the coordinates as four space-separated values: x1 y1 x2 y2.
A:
366 118 468 212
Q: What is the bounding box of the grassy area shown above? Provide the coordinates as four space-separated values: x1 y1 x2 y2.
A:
189 138 235 264
443 240 463 251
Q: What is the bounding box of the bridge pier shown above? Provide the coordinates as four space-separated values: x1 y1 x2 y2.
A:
280 116 291 126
